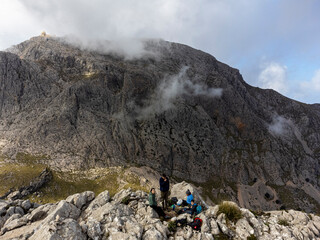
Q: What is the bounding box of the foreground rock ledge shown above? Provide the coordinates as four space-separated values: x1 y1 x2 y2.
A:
0 183 320 240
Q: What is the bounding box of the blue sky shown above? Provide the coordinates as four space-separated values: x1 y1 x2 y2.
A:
0 0 319 103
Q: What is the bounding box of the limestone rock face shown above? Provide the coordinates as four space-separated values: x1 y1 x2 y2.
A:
0 186 320 240
1 36 320 211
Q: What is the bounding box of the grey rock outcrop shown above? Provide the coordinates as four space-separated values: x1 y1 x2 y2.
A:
0 35 320 211
0 168 52 200
0 185 320 239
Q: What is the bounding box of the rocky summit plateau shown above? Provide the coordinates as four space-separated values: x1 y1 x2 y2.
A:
0 35 320 212
1 182 320 240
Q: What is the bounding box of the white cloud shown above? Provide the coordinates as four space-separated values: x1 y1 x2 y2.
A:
0 0 40 50
268 115 292 136
61 36 159 60
135 66 223 120
301 69 320 92
258 62 288 94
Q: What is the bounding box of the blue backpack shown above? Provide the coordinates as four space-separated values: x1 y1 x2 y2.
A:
196 205 202 215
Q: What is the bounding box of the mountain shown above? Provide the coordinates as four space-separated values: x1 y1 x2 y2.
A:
0 35 320 212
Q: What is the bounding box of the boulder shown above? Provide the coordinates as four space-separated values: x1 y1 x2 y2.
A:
205 205 219 218
42 200 81 223
21 200 32 211
0 202 8 216
198 213 210 233
210 219 220 235
1 214 28 234
14 206 24 216
7 191 21 201
86 219 102 239
216 213 234 237
235 218 255 239
109 232 133 240
112 189 133 204
28 204 56 222
56 219 87 240
86 190 110 211
170 182 208 208
5 206 15 217
66 191 95 209
125 218 143 239
143 227 163 240
88 202 134 223
29 218 86 240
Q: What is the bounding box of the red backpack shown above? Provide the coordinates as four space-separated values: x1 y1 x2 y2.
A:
189 217 202 230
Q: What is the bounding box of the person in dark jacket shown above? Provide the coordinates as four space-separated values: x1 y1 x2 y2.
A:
159 174 170 209
178 200 197 215
148 188 167 218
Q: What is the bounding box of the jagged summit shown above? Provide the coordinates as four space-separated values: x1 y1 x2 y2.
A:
0 36 320 212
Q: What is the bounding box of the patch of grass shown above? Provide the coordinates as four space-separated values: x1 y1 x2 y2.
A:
0 163 45 196
218 202 242 223
168 221 177 232
122 173 149 193
30 169 121 203
28 167 150 204
278 218 290 226
247 234 257 240
214 233 229 240
121 196 130 205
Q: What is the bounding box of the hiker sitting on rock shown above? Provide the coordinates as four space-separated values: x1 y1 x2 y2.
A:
182 189 193 206
159 174 170 209
178 200 197 215
148 188 169 219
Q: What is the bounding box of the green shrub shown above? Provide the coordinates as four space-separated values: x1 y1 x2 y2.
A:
218 202 242 223
121 196 130 205
247 234 257 240
168 221 177 232
278 218 289 226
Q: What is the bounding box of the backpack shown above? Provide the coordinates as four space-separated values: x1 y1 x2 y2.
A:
196 205 202 215
171 197 178 204
188 217 202 231
176 218 188 227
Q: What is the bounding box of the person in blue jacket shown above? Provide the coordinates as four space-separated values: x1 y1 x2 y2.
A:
186 189 194 205
159 174 170 209
182 189 194 206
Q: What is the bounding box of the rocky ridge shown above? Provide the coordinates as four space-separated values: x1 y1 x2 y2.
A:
0 35 320 212
0 182 320 240
0 168 52 201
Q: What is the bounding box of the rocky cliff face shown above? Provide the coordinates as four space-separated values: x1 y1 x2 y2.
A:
0 36 320 212
1 184 320 240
